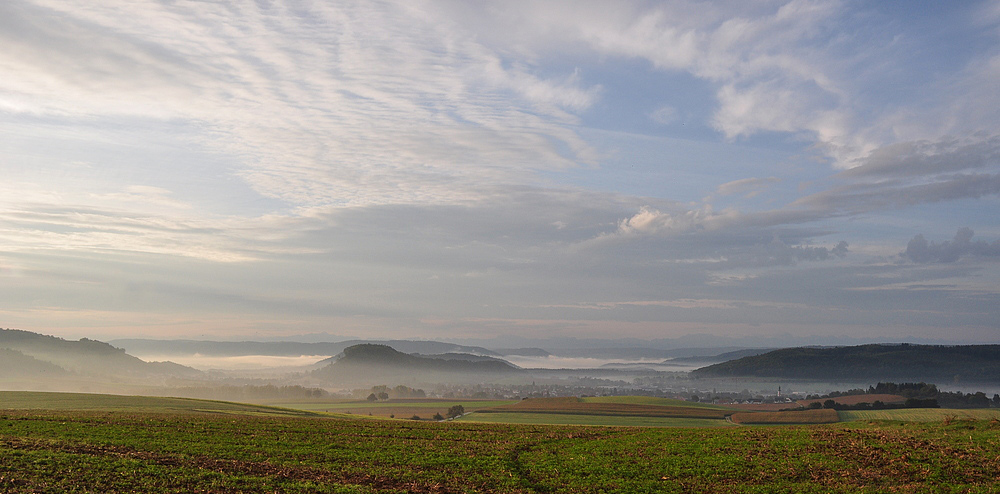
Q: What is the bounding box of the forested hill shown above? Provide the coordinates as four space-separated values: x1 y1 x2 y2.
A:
690 344 1000 383
0 348 68 377
313 344 519 384
0 328 201 377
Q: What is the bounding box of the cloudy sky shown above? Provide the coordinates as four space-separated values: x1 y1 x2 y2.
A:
2 0 999 345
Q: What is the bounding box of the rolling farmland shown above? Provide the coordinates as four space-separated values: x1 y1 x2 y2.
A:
3 392 1000 493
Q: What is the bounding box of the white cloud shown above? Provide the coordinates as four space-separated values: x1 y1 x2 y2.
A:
473 1 999 174
549 0 867 161
616 205 726 235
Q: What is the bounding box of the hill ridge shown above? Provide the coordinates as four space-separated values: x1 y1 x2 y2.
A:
0 328 201 378
312 343 519 385
691 343 1000 383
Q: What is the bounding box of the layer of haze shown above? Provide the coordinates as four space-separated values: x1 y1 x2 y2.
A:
2 1 1000 345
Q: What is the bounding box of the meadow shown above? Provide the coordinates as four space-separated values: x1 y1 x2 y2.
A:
840 408 1000 422
454 411 733 428
269 398 515 420
3 392 1000 492
0 391 322 417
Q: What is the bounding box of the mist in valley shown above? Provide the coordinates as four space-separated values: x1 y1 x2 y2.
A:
0 328 886 406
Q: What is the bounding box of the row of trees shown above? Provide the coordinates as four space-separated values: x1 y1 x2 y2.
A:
867 382 1000 408
803 398 939 411
172 384 328 401
363 384 427 402
407 405 465 422
804 382 1000 410
430 405 466 421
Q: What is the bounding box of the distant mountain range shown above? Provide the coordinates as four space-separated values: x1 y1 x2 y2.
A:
0 328 200 378
691 344 1000 383
668 348 775 365
109 338 774 361
110 338 499 358
492 348 551 357
20 328 1000 390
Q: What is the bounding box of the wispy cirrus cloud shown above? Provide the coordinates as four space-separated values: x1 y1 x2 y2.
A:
1 0 604 210
791 135 1000 215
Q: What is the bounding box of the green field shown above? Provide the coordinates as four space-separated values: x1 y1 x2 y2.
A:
273 399 515 419
456 411 735 428
0 391 322 417
3 392 1000 493
273 396 741 425
581 395 735 410
275 400 515 410
840 408 1000 422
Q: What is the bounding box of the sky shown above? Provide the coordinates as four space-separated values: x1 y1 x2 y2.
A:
1 0 999 346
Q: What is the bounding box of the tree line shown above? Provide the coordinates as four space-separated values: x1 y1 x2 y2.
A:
800 382 1000 410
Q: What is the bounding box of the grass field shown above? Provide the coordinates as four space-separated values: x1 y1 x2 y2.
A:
272 399 515 419
0 391 322 418
841 408 1000 422
456 411 735 428
581 395 736 409
4 394 1000 493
